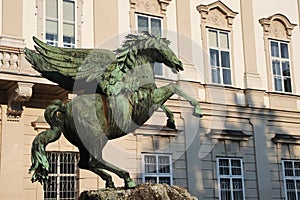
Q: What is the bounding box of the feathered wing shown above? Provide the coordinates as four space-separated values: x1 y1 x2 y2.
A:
24 36 116 93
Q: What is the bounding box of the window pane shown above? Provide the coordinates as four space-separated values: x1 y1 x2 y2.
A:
212 67 221 84
46 0 58 18
63 23 75 37
281 43 289 59
222 68 232 85
145 177 157 183
232 179 244 200
294 162 300 176
272 60 281 75
220 32 229 49
159 177 171 184
219 159 230 175
47 153 58 174
286 180 297 200
209 30 218 47
138 15 149 33
284 78 292 93
151 18 161 37
154 62 163 76
158 156 170 173
282 61 290 76
220 178 231 200
63 0 75 21
145 155 157 173
274 77 283 91
44 176 57 199
60 176 76 199
210 49 220 66
231 160 242 175
46 20 58 35
271 41 279 57
284 161 294 176
221 51 230 68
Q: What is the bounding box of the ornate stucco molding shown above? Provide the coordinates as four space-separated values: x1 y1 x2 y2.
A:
197 1 238 29
259 14 297 40
7 82 34 117
130 0 172 15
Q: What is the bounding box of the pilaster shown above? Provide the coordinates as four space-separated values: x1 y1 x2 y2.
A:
240 0 262 90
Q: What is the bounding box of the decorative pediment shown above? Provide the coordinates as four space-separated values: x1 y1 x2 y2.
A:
130 0 172 15
259 14 297 40
272 133 300 145
197 1 238 29
207 129 252 141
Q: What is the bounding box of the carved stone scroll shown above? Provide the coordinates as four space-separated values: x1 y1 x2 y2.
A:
7 82 34 117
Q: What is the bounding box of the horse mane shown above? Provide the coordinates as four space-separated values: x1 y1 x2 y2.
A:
114 32 171 72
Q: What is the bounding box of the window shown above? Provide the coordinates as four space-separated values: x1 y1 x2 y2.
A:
45 0 76 48
282 160 300 200
217 158 245 200
136 14 163 76
208 29 232 85
142 154 172 185
44 152 79 200
270 40 292 92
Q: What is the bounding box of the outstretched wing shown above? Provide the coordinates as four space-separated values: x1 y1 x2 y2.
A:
24 36 116 93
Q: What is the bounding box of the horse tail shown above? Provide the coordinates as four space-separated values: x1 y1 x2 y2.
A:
29 99 64 184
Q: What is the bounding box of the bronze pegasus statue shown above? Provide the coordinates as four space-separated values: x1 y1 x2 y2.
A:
24 33 202 188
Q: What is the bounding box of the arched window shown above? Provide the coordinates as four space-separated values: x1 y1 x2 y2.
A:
259 14 296 93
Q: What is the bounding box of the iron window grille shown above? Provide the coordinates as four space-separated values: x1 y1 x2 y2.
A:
217 158 245 200
44 152 79 200
282 160 300 200
142 154 173 185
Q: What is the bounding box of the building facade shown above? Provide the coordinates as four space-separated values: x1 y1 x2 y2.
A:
1 0 300 199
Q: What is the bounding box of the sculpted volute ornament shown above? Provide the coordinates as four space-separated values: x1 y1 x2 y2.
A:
25 33 202 188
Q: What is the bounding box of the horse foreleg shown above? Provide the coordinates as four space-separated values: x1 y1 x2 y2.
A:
160 105 176 129
153 83 203 117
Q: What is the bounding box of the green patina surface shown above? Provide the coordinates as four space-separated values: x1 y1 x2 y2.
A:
24 33 202 188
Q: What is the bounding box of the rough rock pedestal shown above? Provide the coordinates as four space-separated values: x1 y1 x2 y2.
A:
78 183 198 200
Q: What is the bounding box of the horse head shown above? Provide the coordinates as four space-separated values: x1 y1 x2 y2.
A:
115 33 183 74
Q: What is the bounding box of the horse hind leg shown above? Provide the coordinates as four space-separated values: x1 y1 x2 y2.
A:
77 149 116 188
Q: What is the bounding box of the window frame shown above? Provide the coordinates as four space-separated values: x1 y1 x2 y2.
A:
44 0 77 48
269 39 292 93
216 157 245 200
142 153 173 185
207 28 232 86
135 13 164 76
282 160 300 200
44 151 79 200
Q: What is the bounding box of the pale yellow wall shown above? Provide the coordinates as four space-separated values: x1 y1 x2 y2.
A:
23 0 38 49
81 0 95 48
2 0 22 38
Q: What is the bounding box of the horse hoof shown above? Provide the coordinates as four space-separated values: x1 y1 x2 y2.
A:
193 105 203 118
125 178 136 189
105 181 116 189
166 119 176 129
